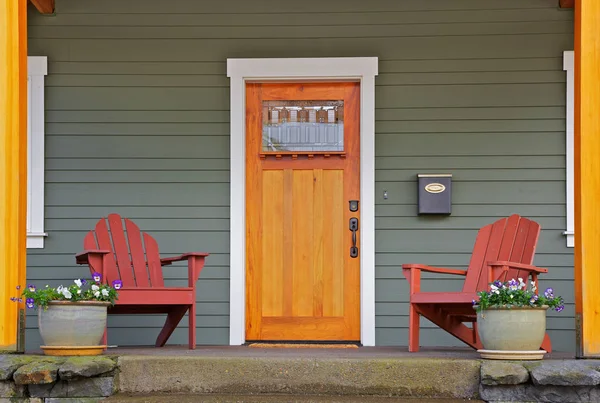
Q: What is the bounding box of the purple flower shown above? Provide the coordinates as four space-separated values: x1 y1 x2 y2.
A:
81 279 87 285
92 272 102 282
18 298 22 303
112 280 123 290
28 284 36 292
9 297 17 302
529 295 539 304
493 280 502 288
25 298 35 309
15 285 20 290
472 299 477 305
544 288 554 298
555 305 565 312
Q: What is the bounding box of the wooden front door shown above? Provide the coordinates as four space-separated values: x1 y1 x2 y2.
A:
245 82 360 341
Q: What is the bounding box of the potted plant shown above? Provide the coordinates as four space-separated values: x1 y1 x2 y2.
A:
473 278 564 360
10 272 121 356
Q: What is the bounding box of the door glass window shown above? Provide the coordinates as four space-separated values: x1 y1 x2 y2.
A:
261 100 344 152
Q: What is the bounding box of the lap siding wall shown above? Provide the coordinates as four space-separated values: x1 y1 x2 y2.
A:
26 0 575 350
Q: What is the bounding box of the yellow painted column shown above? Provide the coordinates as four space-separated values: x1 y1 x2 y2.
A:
0 0 28 351
574 0 600 358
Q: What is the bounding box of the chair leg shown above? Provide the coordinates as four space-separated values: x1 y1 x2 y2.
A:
155 306 188 347
408 303 420 352
541 333 552 353
189 302 196 350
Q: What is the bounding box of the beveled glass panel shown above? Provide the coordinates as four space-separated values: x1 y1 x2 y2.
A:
262 100 344 152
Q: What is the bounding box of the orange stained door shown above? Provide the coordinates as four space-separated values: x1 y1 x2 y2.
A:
245 81 361 341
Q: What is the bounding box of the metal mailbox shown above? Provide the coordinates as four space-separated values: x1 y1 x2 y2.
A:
417 174 452 215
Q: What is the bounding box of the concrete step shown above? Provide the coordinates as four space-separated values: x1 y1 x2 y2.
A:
105 394 483 403
115 356 481 400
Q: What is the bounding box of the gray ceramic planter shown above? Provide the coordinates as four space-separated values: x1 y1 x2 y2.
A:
476 306 548 351
38 301 110 346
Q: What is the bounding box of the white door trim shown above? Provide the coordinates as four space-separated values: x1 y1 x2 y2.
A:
227 57 379 346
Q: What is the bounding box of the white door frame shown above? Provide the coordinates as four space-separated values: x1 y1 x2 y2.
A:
226 57 379 346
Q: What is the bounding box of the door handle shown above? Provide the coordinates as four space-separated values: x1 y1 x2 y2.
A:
349 217 358 258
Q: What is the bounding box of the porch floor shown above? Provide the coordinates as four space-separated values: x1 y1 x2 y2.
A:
25 344 575 359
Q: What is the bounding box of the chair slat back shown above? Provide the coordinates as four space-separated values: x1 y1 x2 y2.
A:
108 214 136 287
462 214 541 292
143 232 165 287
125 218 150 287
509 218 540 280
92 217 121 285
83 214 165 288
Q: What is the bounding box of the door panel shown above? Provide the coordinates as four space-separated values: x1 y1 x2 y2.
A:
246 82 360 341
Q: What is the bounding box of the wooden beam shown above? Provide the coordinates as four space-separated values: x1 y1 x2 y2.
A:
574 0 600 358
29 0 54 14
560 0 574 8
0 0 28 351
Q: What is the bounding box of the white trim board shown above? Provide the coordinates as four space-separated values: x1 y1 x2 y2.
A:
563 50 574 248
27 56 48 249
227 57 379 346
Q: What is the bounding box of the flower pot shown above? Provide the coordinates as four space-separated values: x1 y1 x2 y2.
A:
38 301 110 356
476 305 548 360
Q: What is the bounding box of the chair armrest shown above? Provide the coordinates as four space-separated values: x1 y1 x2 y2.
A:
160 252 210 286
402 263 467 276
160 252 209 287
161 252 210 266
487 261 548 274
75 250 111 265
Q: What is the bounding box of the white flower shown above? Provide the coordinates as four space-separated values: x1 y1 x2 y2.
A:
62 289 72 299
74 279 82 288
57 285 64 293
495 290 500 294
531 281 537 292
101 289 109 297
92 284 99 291
77 289 82 294
94 291 100 298
490 285 498 292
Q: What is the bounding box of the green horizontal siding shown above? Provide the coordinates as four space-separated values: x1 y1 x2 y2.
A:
27 0 575 351
45 71 565 87
46 0 568 13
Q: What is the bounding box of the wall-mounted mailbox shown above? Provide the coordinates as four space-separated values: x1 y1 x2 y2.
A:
417 174 452 215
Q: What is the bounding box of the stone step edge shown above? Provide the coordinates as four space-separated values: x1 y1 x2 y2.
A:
116 356 481 400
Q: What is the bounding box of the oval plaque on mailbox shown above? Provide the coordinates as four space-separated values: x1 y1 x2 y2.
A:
424 183 446 194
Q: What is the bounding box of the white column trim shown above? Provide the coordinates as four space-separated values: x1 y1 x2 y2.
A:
27 56 48 249
227 57 379 346
563 50 574 248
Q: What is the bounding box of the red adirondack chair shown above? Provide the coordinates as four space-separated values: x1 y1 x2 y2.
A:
75 213 209 349
402 214 552 353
